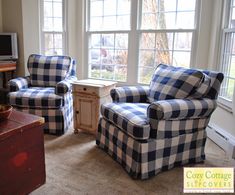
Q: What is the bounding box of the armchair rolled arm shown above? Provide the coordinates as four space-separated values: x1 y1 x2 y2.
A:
8 76 30 92
111 86 149 103
55 76 77 95
147 98 217 121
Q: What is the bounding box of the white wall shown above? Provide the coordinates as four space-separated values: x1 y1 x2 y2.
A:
20 0 84 78
2 0 25 76
21 0 40 75
194 0 214 69
0 0 2 32
67 0 85 79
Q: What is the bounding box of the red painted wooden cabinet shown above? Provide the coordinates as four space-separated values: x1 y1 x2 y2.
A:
0 110 46 195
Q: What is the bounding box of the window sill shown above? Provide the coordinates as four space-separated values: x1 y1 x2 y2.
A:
217 100 233 113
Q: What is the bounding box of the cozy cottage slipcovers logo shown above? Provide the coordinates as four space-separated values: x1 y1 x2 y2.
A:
184 167 234 193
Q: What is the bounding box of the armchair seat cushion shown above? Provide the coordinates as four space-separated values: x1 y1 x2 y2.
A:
9 87 64 109
101 103 150 140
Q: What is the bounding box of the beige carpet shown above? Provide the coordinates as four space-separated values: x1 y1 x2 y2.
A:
31 129 235 195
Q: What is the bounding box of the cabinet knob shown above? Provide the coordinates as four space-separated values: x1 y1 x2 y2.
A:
76 111 79 114
83 87 87 91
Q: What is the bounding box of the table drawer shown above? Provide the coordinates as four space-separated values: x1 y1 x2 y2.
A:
73 84 99 95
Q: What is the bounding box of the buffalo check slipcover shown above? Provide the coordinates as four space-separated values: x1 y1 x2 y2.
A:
8 54 77 135
96 64 224 179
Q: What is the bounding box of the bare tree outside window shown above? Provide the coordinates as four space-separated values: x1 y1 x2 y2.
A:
87 0 196 83
139 0 196 84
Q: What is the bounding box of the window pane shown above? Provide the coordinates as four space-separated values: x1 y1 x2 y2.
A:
176 12 195 29
44 17 53 31
220 78 235 100
138 67 155 84
54 49 63 55
139 51 155 67
158 12 177 29
142 13 157 29
90 1 103 17
220 32 235 101
177 0 196 11
140 33 155 49
138 31 193 83
90 34 101 48
54 34 63 48
45 33 53 49
42 0 65 55
174 33 192 51
114 65 127 81
44 2 52 17
115 34 128 49
53 2 62 17
141 0 196 30
90 17 103 30
44 33 63 55
103 0 116 16
156 50 172 65
53 18 63 31
89 0 131 31
156 33 174 50
161 0 177 12
117 0 131 15
43 0 63 31
89 33 128 81
172 51 190 67
103 16 117 30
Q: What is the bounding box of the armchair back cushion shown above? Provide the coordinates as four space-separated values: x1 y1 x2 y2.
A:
202 70 224 99
148 64 204 102
27 54 72 87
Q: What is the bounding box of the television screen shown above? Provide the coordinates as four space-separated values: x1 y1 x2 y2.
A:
0 35 12 55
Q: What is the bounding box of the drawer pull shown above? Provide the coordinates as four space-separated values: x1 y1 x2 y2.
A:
76 111 79 114
83 88 87 91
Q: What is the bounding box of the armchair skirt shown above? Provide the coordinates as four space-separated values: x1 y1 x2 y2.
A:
96 64 224 179
8 54 77 135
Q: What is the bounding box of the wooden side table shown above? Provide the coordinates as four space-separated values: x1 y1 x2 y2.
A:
72 79 116 135
0 61 16 88
0 110 45 195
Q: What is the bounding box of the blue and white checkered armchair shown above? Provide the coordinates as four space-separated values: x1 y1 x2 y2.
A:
96 64 224 179
8 54 77 135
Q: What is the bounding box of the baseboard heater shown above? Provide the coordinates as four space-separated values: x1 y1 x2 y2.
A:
206 124 235 159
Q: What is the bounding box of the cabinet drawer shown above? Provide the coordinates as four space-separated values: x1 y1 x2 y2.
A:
73 85 99 95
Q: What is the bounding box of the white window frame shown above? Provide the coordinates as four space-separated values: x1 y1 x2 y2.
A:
85 0 201 85
137 0 200 84
218 0 235 109
85 0 131 83
40 0 68 55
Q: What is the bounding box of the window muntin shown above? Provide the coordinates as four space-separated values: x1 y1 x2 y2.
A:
89 33 128 81
219 0 235 102
138 0 197 84
141 0 196 30
89 0 131 31
41 0 66 55
87 0 197 83
87 0 131 82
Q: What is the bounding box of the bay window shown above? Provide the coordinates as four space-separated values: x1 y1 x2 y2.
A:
219 0 235 107
86 0 198 84
40 0 66 55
